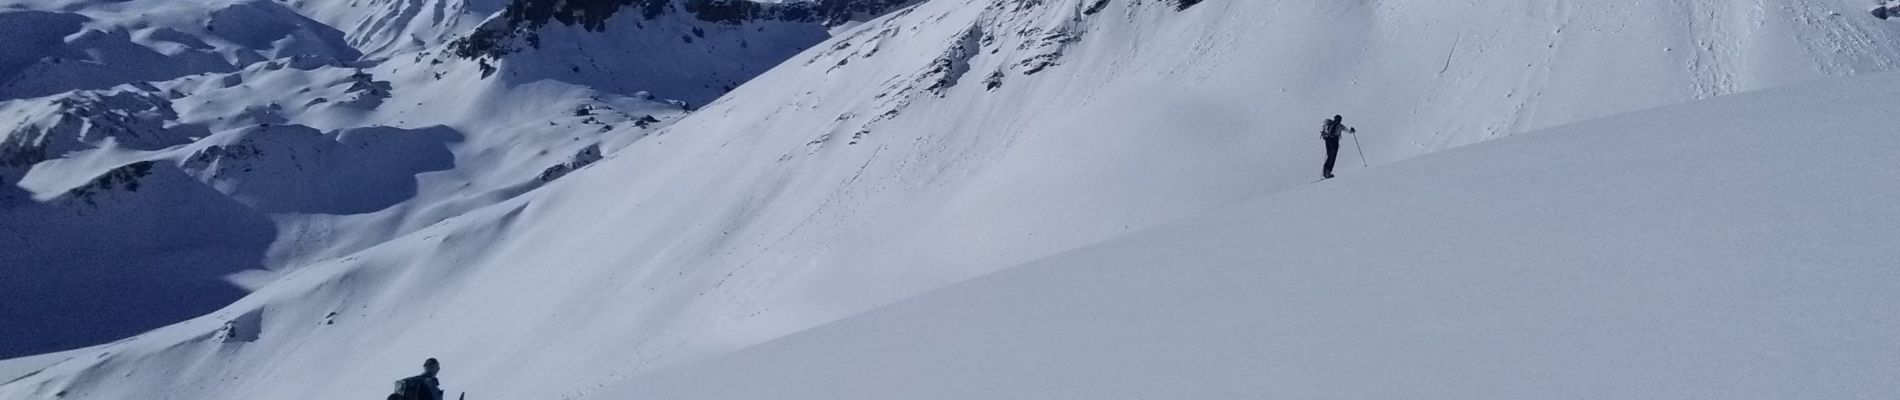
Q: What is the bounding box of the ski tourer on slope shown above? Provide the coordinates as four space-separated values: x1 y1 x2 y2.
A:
389 358 446 400
1320 115 1352 179
1875 1 1899 19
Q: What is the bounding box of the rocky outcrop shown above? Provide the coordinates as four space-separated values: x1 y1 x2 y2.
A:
449 0 918 60
536 144 604 182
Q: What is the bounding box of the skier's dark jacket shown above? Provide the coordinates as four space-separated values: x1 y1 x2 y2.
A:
1321 119 1344 140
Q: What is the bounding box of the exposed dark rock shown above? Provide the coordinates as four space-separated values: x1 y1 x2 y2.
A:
634 115 662 128
64 161 156 205
813 0 917 25
0 134 49 169
449 0 917 61
537 144 604 181
925 26 985 95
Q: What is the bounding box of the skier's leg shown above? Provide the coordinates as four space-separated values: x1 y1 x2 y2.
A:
1323 139 1340 178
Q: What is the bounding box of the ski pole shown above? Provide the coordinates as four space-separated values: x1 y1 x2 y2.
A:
1349 128 1368 167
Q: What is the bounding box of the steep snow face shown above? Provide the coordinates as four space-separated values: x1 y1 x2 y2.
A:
603 67 1900 400
6 0 1900 399
0 0 362 100
529 0 1900 356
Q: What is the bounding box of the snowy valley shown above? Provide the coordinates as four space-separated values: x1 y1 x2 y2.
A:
2 0 1897 399
0 0 901 362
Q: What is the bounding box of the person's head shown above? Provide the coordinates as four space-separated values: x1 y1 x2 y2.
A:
1332 115 1343 122
422 358 440 376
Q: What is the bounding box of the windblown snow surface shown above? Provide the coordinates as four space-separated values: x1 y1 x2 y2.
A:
607 65 1900 400
3 0 1900 399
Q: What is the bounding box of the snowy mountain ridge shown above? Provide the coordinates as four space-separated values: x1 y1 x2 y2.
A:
0 45 685 358
0 0 360 100
0 0 914 359
441 0 926 105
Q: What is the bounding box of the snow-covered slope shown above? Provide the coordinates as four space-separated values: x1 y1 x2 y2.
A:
0 52 685 358
442 0 921 104
0 0 923 359
5 0 1900 399
0 0 877 358
279 0 506 58
602 66 1900 400
0 348 88 386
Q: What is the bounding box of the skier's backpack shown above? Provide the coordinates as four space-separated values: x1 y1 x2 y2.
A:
1321 119 1343 140
389 377 426 400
